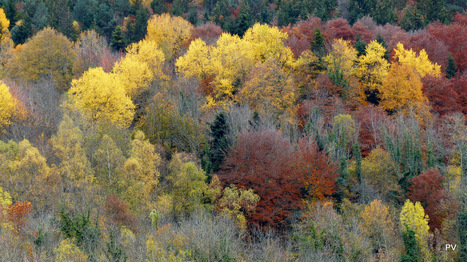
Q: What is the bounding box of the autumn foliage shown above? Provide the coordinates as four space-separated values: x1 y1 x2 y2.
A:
219 129 302 229
408 168 458 232
292 138 338 201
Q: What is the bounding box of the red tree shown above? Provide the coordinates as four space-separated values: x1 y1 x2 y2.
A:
408 168 458 232
453 74 467 116
219 129 302 229
283 16 323 57
354 105 390 156
422 76 461 116
352 21 375 43
292 138 338 201
323 18 354 43
104 193 137 232
427 15 467 73
408 32 449 70
190 23 223 45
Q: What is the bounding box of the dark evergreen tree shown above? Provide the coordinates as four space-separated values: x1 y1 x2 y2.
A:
446 53 457 79
110 25 126 52
172 0 188 16
1 0 17 30
400 226 419 262
151 0 167 14
373 0 397 25
188 7 198 26
354 35 367 57
208 112 231 173
132 5 150 42
236 1 254 37
311 27 325 57
73 0 97 30
458 212 467 262
11 19 32 45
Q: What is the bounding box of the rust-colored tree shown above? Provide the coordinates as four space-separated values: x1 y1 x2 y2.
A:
292 138 338 202
422 76 461 116
323 18 354 42
408 168 459 232
104 193 137 232
354 105 390 156
427 15 467 73
190 23 222 45
7 200 32 232
453 75 467 116
219 129 302 229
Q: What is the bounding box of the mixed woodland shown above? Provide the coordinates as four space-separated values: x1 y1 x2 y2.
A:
0 0 466 261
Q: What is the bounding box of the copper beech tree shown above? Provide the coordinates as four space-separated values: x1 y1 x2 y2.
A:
219 129 302 229
408 168 459 232
292 138 338 202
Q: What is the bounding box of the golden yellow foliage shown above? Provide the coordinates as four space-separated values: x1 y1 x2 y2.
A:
146 13 193 60
243 23 294 66
125 40 166 79
50 115 96 209
239 58 297 125
68 67 135 127
360 147 401 201
176 38 213 79
205 33 255 108
208 175 259 230
379 63 427 113
0 82 15 129
7 27 76 90
400 199 433 262
325 38 357 78
394 42 441 77
113 40 166 97
121 131 161 213
0 8 9 39
354 40 389 92
54 239 88 262
113 54 154 97
0 186 11 213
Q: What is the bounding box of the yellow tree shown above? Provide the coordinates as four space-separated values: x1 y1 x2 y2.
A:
121 131 160 214
0 8 9 39
361 200 397 258
125 40 166 79
239 58 297 125
207 33 255 108
176 38 213 80
92 135 125 192
242 23 294 66
393 43 441 77
0 8 12 77
113 40 166 98
208 175 260 230
0 82 15 130
361 147 402 201
400 199 433 262
379 63 427 114
50 115 97 210
113 54 154 98
291 50 322 93
68 67 135 127
145 13 193 60
354 40 389 103
164 153 208 218
324 38 357 79
7 27 76 90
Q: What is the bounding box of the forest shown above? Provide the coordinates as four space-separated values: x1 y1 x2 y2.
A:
0 0 466 261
